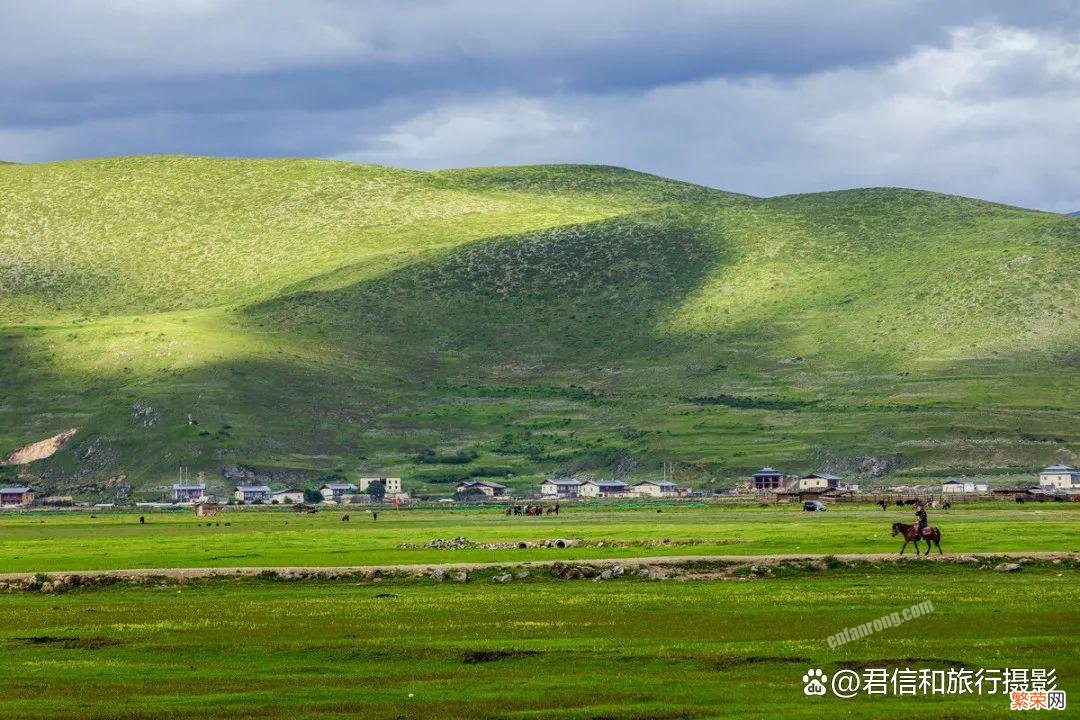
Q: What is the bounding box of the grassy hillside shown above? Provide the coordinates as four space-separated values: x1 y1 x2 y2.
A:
0 156 1077 498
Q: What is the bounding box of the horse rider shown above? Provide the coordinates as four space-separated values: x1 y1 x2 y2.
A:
914 501 929 537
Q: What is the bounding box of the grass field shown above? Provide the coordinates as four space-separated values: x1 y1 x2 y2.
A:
2 503 1078 574
0 562 1076 719
2 157 1078 498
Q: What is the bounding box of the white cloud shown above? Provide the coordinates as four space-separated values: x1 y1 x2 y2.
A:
344 26 1080 211
1 4 1077 210
350 98 588 166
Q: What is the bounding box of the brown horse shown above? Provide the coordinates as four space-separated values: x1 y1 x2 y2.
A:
891 522 943 556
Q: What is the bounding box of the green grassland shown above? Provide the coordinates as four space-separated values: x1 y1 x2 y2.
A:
1 156 1078 497
2 503 1078 574
0 563 1075 719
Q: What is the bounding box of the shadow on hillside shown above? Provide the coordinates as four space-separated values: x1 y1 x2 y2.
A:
242 209 740 383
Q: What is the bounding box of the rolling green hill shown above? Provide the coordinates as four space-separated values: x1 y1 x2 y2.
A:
1 156 1077 499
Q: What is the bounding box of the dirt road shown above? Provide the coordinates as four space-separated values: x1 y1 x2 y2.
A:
1 551 1074 582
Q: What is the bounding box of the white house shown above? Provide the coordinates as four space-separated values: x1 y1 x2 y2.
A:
941 480 975 494
540 478 580 498
319 482 358 502
234 485 271 503
1038 465 1080 490
798 473 841 491
359 477 408 500
632 480 678 497
579 480 628 498
455 480 506 498
271 488 305 504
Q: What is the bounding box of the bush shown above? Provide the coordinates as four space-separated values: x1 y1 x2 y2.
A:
687 394 813 410
413 448 479 465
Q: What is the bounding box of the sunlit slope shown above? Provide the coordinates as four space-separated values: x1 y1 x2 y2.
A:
0 156 720 319
0 157 1077 496
667 188 1080 361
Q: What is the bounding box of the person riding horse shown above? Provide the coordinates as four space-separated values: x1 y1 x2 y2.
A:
914 502 929 537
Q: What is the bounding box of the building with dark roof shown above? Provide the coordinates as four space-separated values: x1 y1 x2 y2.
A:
1038 465 1080 489
540 478 581 498
172 483 206 502
798 473 841 491
752 468 783 490
580 479 629 498
0 486 34 506
234 485 272 503
456 480 507 498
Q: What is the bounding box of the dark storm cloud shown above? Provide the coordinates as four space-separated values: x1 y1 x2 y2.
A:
0 1 1077 210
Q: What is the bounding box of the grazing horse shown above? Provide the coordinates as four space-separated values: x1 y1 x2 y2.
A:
876 499 888 511
891 521 943 556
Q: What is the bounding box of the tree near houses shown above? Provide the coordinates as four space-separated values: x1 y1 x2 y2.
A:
366 480 387 501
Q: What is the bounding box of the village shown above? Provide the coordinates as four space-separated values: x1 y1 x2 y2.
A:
2 464 1078 511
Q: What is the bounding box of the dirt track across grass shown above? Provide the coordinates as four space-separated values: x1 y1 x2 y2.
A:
1 551 1075 582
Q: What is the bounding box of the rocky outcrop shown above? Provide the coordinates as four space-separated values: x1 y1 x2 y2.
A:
3 428 78 465
220 463 303 485
131 402 157 427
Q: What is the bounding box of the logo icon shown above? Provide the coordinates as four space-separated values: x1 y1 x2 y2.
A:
803 668 829 696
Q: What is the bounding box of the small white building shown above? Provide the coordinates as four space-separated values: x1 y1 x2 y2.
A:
798 473 841 491
632 480 678 497
271 488 305 504
359 477 408 499
320 482 358 502
540 478 581 498
941 480 975 494
1038 465 1080 490
234 485 271 503
579 480 628 498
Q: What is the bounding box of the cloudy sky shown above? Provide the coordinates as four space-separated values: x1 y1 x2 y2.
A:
2 0 1078 211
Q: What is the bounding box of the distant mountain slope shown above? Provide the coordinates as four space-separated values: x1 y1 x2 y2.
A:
0 157 1076 498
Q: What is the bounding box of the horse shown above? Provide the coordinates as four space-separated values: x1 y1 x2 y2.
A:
876 499 888 511
341 514 350 522
940 500 951 511
891 521 943 556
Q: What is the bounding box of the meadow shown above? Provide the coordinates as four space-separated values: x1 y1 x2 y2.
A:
0 561 1075 719
1 502 1078 574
